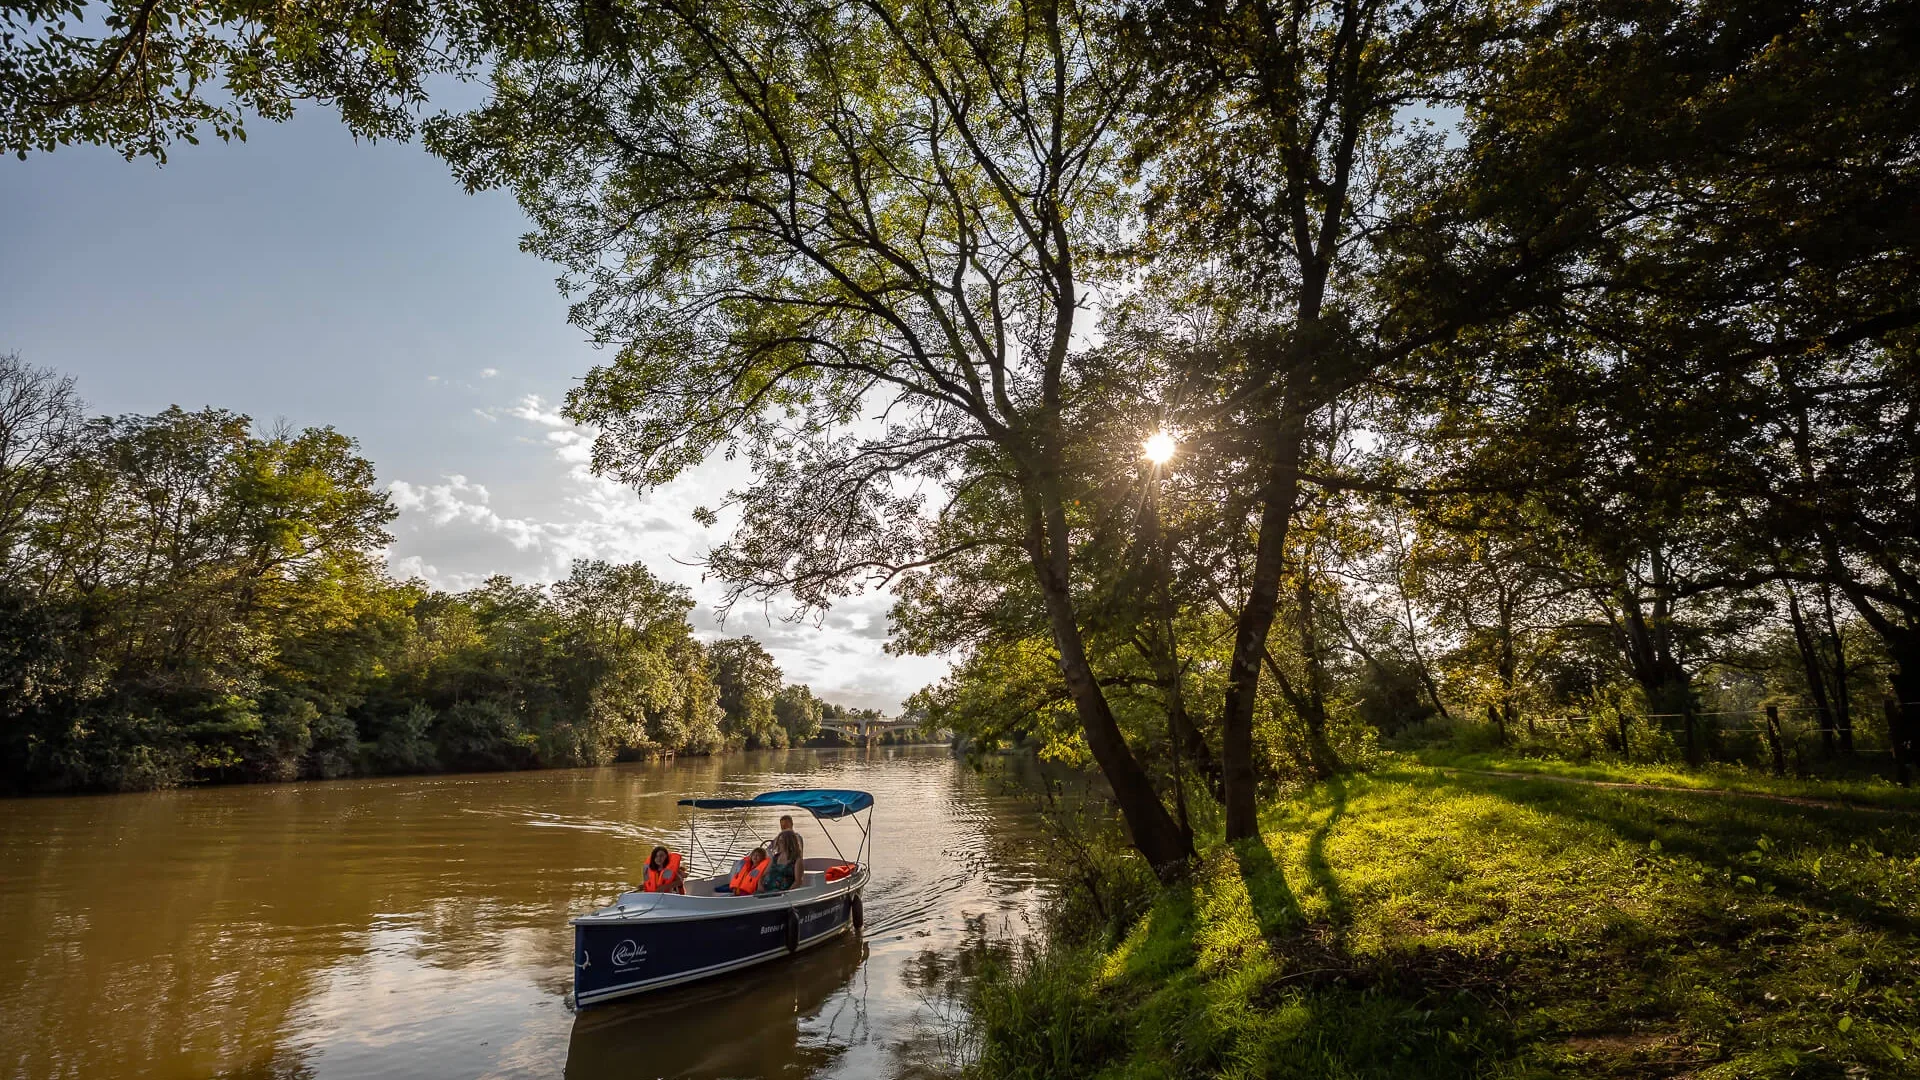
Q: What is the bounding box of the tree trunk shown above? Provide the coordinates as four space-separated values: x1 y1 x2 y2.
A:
1889 639 1920 787
1615 586 1697 764
1391 531 1451 722
1146 482 1200 844
1818 584 1855 754
1140 480 1223 805
1024 488 1192 877
1294 556 1337 777
1822 565 1917 785
1219 414 1304 842
1785 585 1838 757
1139 628 1224 804
1763 704 1786 778
1497 584 1520 739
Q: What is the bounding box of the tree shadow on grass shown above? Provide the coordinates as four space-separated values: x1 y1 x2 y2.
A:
1232 830 1301 940
1219 780 1520 1079
1306 774 1352 932
1234 774 1370 982
1234 774 1352 933
1423 768 1920 938
1188 768 1920 1078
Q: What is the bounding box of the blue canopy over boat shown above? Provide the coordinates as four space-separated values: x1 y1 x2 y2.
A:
677 788 875 819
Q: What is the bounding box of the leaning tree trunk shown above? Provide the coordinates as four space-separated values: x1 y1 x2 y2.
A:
1024 487 1193 877
1219 415 1305 842
1821 560 1918 785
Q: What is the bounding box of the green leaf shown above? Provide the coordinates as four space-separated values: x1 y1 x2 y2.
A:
1838 1015 1852 1033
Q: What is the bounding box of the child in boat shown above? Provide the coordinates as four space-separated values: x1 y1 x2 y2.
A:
762 817 804 892
641 846 685 894
728 847 771 895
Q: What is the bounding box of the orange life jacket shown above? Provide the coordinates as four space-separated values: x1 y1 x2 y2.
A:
729 857 769 895
643 851 683 893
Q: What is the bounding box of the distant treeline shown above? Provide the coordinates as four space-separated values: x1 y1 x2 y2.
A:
0 356 865 793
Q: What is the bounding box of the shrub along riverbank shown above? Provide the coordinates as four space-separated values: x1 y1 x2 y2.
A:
970 762 1920 1079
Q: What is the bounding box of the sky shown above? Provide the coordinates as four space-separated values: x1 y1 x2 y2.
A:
0 109 947 712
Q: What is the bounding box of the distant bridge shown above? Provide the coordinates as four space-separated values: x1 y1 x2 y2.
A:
815 716 927 743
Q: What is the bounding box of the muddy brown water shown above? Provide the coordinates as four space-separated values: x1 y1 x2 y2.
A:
0 746 1058 1079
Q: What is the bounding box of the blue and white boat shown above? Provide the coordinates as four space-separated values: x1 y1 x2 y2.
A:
571 788 873 1008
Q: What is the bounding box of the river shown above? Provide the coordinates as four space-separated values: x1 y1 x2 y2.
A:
0 746 1059 1079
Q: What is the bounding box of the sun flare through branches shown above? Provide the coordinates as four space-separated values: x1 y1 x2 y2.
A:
1142 431 1177 465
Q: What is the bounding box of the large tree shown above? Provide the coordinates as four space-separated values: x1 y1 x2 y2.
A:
710 636 784 747
1119 0 1483 836
773 683 824 744
427 0 1198 871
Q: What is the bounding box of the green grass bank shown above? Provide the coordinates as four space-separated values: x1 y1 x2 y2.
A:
1411 750 1920 814
971 764 1920 1078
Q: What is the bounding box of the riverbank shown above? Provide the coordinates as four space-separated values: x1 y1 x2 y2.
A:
969 762 1920 1078
1 731 954 798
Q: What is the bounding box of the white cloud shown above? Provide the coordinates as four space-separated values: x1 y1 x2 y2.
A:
387 554 490 593
480 367 499 378
506 394 570 428
383 394 950 711
389 554 435 580
546 428 593 464
388 473 580 555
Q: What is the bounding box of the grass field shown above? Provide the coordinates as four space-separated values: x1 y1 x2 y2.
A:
970 763 1920 1079
1412 749 1920 813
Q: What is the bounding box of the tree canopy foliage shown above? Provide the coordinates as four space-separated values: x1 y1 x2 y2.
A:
0 0 492 160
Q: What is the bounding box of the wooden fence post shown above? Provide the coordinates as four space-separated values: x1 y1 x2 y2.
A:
1763 705 1785 778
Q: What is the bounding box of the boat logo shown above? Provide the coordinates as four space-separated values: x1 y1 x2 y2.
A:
610 940 647 967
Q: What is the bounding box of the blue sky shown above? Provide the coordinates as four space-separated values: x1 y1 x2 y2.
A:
0 109 943 711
